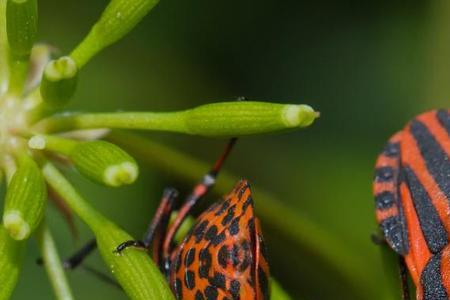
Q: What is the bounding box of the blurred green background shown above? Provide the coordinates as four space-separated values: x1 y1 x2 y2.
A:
5 0 450 299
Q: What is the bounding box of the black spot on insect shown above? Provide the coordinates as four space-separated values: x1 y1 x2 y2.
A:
247 218 255 235
204 285 218 300
383 142 400 157
185 270 196 290
258 266 269 300
222 206 236 226
218 245 229 268
231 244 240 267
374 167 395 182
195 290 205 300
242 196 253 212
215 200 230 216
230 280 240 300
199 249 212 278
209 272 226 289
237 184 247 199
185 248 196 267
375 191 395 210
194 220 209 243
174 278 183 299
205 225 218 241
229 217 240 236
240 254 250 272
211 232 226 246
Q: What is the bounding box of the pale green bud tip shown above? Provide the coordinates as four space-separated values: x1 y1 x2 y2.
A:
28 135 46 149
41 56 78 107
44 56 77 81
104 162 138 187
3 211 30 240
282 104 318 128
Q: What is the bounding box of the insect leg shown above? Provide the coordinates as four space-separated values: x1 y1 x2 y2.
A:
161 138 237 262
62 238 97 269
114 188 178 272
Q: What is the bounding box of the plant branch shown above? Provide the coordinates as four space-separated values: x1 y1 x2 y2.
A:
36 222 74 300
32 102 318 137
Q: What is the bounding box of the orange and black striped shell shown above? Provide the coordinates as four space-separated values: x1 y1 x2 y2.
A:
373 109 450 300
169 180 270 300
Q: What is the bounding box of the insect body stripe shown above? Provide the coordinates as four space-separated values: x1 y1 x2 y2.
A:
410 119 450 200
420 251 448 300
374 133 409 255
436 109 450 134
403 166 448 254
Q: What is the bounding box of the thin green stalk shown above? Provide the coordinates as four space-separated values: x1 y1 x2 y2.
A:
36 223 74 300
70 0 159 68
0 0 8 94
0 225 25 300
34 111 185 133
106 131 374 297
32 102 318 137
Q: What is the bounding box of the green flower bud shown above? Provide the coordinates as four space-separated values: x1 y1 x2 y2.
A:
183 101 318 136
40 56 78 108
3 155 47 240
0 225 25 300
71 0 159 67
6 0 38 59
70 141 138 187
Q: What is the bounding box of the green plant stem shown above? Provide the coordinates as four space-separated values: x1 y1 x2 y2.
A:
33 111 185 133
36 222 74 300
42 162 174 300
106 131 373 297
0 0 8 94
32 102 317 137
0 225 25 300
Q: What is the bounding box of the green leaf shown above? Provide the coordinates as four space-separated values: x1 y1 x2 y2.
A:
0 0 9 94
0 225 25 300
3 154 47 240
271 279 293 300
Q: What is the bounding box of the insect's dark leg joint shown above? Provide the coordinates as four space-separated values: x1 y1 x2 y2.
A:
63 239 98 270
114 240 146 254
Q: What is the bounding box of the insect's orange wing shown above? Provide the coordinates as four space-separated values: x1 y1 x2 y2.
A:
169 179 270 300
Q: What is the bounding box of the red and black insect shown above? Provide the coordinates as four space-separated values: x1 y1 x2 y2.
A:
373 109 449 299
115 138 270 299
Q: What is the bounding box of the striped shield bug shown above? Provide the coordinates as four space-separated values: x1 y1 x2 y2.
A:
113 138 271 299
373 109 449 299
